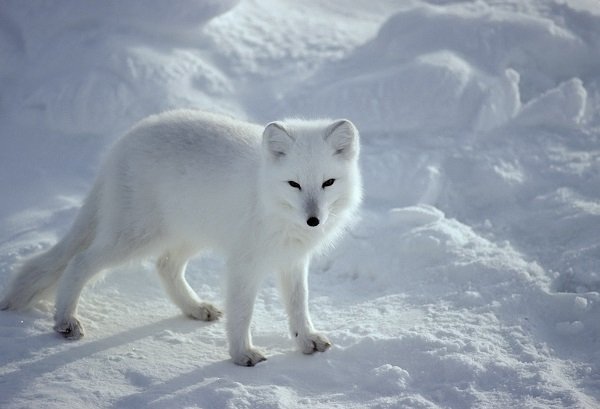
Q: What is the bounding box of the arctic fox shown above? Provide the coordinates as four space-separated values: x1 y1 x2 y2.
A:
0 110 362 366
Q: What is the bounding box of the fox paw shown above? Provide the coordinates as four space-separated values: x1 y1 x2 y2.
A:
187 302 222 321
54 317 84 340
297 332 332 354
232 348 267 367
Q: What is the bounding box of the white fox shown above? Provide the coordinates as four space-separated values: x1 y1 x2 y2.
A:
1 110 362 366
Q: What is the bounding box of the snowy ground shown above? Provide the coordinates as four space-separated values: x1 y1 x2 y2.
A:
1 0 600 408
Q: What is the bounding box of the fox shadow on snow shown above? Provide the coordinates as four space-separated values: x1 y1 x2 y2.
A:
0 311 336 407
0 314 222 405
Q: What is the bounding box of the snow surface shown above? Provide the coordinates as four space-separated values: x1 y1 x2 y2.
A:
1 0 600 407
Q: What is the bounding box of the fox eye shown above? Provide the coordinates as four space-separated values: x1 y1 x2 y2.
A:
322 178 335 188
288 181 302 190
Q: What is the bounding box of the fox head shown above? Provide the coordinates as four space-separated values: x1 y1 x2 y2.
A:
260 118 362 239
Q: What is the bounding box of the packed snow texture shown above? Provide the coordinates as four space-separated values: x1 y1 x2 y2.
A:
1 0 600 408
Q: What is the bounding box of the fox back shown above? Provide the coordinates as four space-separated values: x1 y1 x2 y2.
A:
96 111 362 259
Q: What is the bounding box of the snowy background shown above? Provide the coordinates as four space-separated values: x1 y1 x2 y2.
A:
1 0 600 407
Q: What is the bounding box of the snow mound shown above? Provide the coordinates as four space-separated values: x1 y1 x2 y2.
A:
282 2 599 133
320 204 547 298
514 77 587 128
0 0 240 135
291 51 520 133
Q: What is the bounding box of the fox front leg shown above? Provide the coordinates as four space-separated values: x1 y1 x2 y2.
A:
225 258 267 366
278 259 331 354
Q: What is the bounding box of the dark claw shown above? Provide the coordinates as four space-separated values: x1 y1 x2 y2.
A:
245 356 267 367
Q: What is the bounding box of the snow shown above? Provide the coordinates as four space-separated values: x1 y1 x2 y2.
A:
1 0 599 407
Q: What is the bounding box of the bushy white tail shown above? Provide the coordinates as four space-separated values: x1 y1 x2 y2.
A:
0 186 99 310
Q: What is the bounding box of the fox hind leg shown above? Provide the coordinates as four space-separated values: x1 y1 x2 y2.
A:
156 250 222 321
53 241 128 339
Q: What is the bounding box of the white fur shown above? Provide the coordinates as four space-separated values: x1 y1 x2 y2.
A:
0 110 362 366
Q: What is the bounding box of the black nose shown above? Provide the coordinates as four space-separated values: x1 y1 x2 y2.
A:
307 216 320 227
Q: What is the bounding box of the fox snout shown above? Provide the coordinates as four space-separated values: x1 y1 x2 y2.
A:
305 197 325 227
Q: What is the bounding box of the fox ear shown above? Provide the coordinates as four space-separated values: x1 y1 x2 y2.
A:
263 122 294 159
325 119 359 160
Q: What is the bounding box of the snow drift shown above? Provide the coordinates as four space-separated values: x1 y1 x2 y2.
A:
283 2 597 133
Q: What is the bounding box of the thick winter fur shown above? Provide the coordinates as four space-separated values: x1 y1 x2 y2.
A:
0 110 362 366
